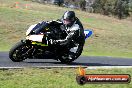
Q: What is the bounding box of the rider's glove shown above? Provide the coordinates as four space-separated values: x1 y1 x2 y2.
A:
49 39 67 45
56 40 67 45
49 39 59 45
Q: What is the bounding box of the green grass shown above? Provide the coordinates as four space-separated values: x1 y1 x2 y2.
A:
0 68 132 88
0 0 132 58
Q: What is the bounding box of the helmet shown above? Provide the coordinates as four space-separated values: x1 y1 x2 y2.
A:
62 11 76 27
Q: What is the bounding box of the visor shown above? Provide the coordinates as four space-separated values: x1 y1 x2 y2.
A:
63 19 71 25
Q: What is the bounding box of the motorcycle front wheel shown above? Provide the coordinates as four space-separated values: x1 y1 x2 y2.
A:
9 41 31 62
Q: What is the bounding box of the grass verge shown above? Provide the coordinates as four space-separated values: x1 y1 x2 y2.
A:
0 68 131 88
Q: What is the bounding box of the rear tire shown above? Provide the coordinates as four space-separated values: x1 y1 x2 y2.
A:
59 56 75 64
9 41 29 62
59 44 83 64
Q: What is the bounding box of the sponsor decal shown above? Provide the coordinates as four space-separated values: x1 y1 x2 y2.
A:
76 67 131 85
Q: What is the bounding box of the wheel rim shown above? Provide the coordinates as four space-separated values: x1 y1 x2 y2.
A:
12 45 31 61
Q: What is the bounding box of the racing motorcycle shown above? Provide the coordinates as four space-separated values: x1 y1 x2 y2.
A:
9 21 92 64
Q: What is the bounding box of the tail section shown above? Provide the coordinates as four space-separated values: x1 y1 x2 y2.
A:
84 29 93 40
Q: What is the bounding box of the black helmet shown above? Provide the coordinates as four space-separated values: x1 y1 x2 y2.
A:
62 11 76 27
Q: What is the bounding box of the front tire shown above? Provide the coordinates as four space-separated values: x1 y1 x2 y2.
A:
9 41 30 62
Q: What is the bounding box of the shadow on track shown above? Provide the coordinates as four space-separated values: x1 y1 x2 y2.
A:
26 61 122 66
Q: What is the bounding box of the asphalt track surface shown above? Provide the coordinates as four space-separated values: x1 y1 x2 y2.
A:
0 52 132 67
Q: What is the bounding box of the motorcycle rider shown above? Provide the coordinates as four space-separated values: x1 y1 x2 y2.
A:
9 11 87 63
47 11 85 60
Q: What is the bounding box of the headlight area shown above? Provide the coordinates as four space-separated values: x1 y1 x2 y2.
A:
26 24 37 36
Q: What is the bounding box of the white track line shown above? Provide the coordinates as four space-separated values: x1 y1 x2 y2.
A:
0 66 86 69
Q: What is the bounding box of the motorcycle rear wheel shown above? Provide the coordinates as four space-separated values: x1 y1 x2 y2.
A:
59 56 75 64
59 45 83 64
